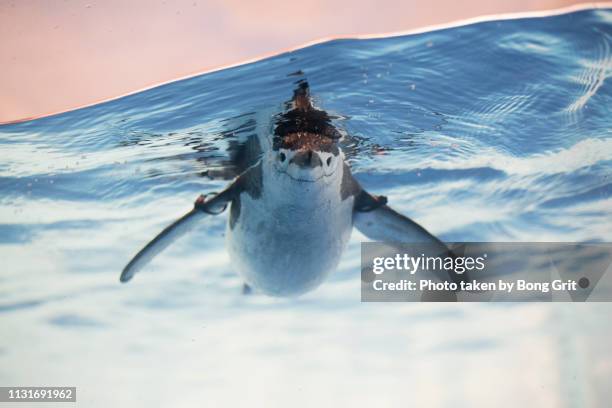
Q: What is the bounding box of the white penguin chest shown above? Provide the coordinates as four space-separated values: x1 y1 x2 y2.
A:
226 178 354 296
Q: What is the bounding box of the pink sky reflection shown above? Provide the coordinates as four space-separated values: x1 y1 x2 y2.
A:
0 0 602 122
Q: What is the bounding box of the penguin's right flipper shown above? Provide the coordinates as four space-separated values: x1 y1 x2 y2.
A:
120 181 239 283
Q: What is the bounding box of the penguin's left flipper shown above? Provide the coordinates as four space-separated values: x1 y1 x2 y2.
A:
353 190 469 288
353 190 446 247
120 181 239 283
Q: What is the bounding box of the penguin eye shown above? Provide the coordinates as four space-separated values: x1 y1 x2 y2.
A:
279 152 286 162
326 157 332 166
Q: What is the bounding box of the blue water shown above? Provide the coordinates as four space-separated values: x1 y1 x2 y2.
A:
1 8 611 407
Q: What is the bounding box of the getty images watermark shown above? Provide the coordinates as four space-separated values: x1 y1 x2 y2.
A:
361 243 612 302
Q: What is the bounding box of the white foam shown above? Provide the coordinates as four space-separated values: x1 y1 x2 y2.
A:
399 137 612 176
567 32 612 113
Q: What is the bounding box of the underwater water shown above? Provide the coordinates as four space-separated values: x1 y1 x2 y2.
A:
1 7 612 407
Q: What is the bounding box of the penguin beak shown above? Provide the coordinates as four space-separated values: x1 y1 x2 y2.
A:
275 148 326 182
274 148 339 182
287 149 324 181
289 149 323 169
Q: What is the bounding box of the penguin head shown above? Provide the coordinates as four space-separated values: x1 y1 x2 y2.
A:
271 81 342 182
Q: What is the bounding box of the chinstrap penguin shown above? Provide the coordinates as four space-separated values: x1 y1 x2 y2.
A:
120 82 460 297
